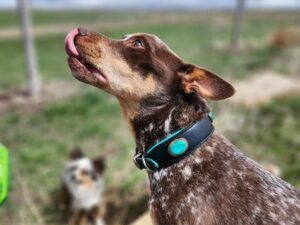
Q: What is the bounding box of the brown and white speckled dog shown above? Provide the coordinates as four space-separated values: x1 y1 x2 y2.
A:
65 28 300 225
61 147 106 225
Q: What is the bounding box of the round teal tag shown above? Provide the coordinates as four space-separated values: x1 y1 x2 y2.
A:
168 138 189 157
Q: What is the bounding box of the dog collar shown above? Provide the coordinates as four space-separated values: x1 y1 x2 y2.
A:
133 114 214 171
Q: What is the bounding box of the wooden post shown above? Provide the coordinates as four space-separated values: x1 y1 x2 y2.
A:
18 0 41 97
231 0 246 51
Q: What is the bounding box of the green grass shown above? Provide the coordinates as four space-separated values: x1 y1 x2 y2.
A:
0 89 141 189
235 95 300 187
0 12 299 90
0 10 150 28
0 89 144 224
0 10 299 225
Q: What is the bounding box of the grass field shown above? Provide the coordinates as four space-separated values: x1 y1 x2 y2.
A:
0 10 299 225
0 11 299 89
0 10 158 28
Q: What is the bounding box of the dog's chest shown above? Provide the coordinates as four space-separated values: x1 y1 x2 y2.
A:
148 136 300 225
149 154 213 225
70 180 103 210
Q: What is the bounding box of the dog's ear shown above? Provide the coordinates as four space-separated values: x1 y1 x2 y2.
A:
178 64 235 100
69 146 84 160
92 156 106 174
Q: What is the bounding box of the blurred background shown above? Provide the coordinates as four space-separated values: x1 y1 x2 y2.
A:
0 0 299 224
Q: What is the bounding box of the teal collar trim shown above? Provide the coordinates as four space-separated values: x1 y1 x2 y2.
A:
147 128 184 155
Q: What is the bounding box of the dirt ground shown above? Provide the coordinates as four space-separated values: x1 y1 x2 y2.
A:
0 81 80 114
230 72 300 106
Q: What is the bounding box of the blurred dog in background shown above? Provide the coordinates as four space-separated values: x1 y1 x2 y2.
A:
61 147 106 225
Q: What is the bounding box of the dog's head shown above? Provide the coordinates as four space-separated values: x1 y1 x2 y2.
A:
63 147 105 188
66 28 235 120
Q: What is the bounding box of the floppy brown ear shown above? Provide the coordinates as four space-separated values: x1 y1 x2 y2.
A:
178 64 235 100
69 146 84 160
93 156 106 174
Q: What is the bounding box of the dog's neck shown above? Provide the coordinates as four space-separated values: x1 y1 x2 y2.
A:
131 94 210 155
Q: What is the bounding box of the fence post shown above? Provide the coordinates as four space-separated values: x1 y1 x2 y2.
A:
231 0 246 51
18 0 41 97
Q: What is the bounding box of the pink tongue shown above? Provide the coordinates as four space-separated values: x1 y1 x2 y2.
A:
65 28 80 57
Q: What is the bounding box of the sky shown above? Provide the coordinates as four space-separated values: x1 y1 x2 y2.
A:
1 0 300 10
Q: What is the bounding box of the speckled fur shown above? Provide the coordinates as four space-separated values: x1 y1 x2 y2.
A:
132 99 300 225
149 135 300 225
67 30 300 225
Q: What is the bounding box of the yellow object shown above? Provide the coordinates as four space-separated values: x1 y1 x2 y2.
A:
130 212 152 225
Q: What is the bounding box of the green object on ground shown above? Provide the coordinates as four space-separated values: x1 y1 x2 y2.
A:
0 144 9 206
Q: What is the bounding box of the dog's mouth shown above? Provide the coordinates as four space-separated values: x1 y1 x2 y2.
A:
65 28 108 87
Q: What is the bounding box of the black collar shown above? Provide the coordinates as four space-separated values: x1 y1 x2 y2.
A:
133 115 214 171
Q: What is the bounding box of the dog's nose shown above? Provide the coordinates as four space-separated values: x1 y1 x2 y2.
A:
78 27 88 36
71 174 76 181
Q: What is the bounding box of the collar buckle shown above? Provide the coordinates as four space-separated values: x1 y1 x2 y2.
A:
133 153 157 172
141 157 155 172
133 153 143 170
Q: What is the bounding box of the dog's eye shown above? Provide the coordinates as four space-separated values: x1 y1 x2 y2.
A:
132 39 144 48
68 166 77 172
81 169 90 176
